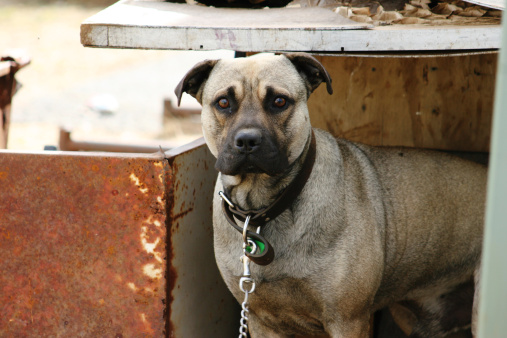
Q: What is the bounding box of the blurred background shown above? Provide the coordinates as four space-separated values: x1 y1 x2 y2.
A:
1 0 234 151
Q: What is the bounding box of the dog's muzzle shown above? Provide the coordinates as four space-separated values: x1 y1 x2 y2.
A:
234 128 262 155
215 128 289 176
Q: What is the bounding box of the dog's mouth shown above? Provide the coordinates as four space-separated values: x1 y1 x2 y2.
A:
214 127 290 176
215 149 288 176
236 161 264 174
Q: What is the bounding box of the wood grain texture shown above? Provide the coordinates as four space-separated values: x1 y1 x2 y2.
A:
308 53 497 152
80 1 501 52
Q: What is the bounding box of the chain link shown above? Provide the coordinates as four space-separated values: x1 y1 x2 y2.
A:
239 293 249 337
219 191 264 336
237 218 261 338
239 273 255 337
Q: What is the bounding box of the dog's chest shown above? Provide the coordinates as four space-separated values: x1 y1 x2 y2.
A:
240 274 327 335
213 220 329 335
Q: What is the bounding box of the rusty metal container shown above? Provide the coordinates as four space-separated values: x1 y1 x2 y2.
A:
0 139 237 336
0 55 30 149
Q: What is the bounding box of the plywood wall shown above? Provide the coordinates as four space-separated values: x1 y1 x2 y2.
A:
308 53 497 152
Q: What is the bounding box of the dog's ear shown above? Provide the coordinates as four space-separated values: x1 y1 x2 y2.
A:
284 53 333 96
175 59 219 106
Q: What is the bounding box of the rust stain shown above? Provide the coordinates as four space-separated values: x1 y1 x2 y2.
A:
172 207 195 222
163 159 177 338
0 152 170 337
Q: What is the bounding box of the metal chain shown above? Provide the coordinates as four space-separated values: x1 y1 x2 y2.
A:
240 292 249 337
238 216 260 338
239 266 255 337
218 193 263 337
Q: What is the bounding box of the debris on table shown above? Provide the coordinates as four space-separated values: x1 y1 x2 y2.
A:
185 0 293 7
333 0 502 26
171 0 502 26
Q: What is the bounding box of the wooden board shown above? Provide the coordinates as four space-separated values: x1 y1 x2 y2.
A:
80 0 502 52
307 52 497 152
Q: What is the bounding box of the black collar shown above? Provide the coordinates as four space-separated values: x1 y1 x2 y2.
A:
219 130 317 265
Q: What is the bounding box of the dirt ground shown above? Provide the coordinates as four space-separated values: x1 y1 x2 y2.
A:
1 0 234 151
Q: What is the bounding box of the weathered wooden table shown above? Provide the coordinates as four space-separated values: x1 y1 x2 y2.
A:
80 1 501 52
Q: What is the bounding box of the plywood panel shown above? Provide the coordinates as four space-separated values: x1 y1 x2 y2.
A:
308 53 497 152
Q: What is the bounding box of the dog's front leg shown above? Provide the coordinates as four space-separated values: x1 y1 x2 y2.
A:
248 313 292 338
326 313 371 338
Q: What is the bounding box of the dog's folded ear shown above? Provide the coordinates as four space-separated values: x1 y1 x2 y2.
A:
175 59 219 106
284 53 333 96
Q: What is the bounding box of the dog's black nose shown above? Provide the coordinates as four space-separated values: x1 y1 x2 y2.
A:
234 129 262 154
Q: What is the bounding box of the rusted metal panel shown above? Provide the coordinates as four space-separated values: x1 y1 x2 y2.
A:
165 138 239 337
58 128 174 153
0 142 238 336
0 151 168 336
0 55 30 149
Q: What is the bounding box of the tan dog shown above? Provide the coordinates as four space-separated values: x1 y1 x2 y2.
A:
175 53 487 337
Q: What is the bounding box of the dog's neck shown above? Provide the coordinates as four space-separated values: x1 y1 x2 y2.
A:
219 132 313 212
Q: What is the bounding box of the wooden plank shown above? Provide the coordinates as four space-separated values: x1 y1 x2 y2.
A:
80 0 502 52
307 52 497 152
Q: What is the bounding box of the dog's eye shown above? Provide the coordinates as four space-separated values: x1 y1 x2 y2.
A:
273 97 286 108
217 98 230 109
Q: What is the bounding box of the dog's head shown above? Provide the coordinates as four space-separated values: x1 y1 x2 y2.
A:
175 53 332 176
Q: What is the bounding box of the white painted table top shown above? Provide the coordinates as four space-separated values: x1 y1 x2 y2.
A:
81 0 502 52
